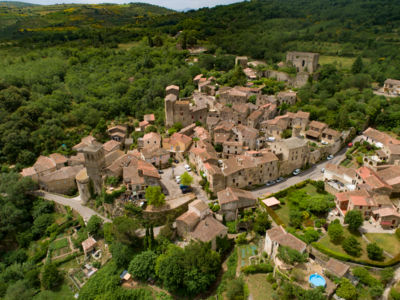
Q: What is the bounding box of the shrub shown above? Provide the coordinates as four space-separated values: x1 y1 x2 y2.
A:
367 243 384 261
241 263 273 274
352 267 380 287
395 228 400 240
342 236 362 257
328 220 344 244
336 278 357 300
344 210 363 232
226 278 245 300
235 233 247 245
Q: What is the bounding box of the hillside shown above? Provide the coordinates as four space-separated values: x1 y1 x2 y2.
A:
0 1 39 7
0 2 174 39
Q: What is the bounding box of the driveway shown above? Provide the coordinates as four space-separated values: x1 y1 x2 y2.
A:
34 191 111 223
252 147 348 198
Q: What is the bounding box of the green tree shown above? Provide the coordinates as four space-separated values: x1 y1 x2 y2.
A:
226 278 245 300
128 250 157 281
367 242 384 261
110 242 134 268
3 280 35 300
145 186 166 207
180 172 193 186
86 215 103 236
344 210 363 232
277 246 308 265
289 209 303 228
328 220 343 244
336 278 357 300
342 236 362 257
41 263 62 290
351 56 364 74
253 211 271 234
381 267 394 285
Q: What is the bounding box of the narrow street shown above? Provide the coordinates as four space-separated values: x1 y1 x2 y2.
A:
34 191 111 223
252 147 348 198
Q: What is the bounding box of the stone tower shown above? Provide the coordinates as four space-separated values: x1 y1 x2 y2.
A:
292 125 302 138
165 85 179 127
82 141 105 195
76 168 91 204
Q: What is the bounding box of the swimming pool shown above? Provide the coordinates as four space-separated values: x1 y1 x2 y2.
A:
309 273 326 288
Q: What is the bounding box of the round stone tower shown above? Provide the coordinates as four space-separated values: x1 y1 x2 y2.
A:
76 168 90 204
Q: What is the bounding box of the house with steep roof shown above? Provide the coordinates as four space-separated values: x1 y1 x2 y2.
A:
355 166 392 195
191 216 228 249
163 132 193 160
321 128 341 144
362 128 400 163
143 114 155 124
306 121 328 141
138 132 161 151
373 207 400 228
277 91 297 106
108 125 127 143
218 87 248 105
323 163 357 193
40 165 83 194
140 147 170 169
217 187 257 221
103 140 121 154
325 258 350 278
264 226 307 258
335 189 377 217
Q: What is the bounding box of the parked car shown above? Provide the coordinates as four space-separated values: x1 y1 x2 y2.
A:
276 177 284 183
175 176 181 183
174 159 179 164
184 164 192 172
293 169 301 176
321 168 325 173
327 155 334 160
348 142 353 147
266 181 273 186
180 185 191 193
267 137 276 142
321 141 328 145
158 170 164 174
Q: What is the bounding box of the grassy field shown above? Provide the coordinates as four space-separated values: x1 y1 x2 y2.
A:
317 227 390 262
50 237 69 251
245 274 274 300
365 233 400 256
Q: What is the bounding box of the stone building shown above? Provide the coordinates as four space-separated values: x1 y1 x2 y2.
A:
82 141 105 195
306 121 328 141
164 85 208 128
217 187 257 221
271 137 309 175
108 125 127 143
218 87 248 105
383 79 400 96
277 91 297 106
264 226 307 258
286 51 319 73
138 132 161 151
76 168 91 204
235 56 248 68
40 165 83 195
222 150 279 189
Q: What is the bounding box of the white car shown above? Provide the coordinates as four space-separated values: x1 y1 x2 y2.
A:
321 141 328 145
321 168 325 173
184 164 192 172
267 137 276 142
327 155 334 160
175 176 181 183
292 169 301 176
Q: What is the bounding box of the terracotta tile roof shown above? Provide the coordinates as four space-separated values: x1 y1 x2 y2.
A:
33 156 56 173
103 140 121 152
108 125 127 134
139 120 149 127
325 258 349 277
138 160 160 179
266 226 307 253
218 187 255 205
49 153 68 165
21 167 37 177
191 216 227 243
104 150 125 168
193 126 210 141
190 199 209 213
294 111 310 119
335 189 375 206
203 162 222 175
276 137 308 150
309 120 328 130
373 207 400 218
143 132 161 141
248 110 263 121
194 74 203 81
176 211 200 228
123 166 145 185
357 166 392 190
385 79 400 85
323 128 341 138
306 130 321 138
262 197 281 207
141 147 169 159
363 127 400 147
41 165 83 183
166 85 179 91
72 136 96 151
82 237 97 252
377 166 400 186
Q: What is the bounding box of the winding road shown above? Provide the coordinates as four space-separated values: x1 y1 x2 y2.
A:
34 191 111 223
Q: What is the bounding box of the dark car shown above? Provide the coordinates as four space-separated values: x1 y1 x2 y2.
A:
174 159 179 164
158 170 164 174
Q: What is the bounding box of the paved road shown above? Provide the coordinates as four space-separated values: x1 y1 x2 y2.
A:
34 191 112 223
383 266 400 300
252 147 348 198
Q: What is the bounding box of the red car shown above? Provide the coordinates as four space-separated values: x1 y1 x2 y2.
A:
348 142 353 147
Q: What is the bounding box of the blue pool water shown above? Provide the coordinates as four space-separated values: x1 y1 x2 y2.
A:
309 273 326 288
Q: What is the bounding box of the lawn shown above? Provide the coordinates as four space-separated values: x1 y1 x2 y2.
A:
365 233 400 257
50 237 69 251
319 55 356 69
316 228 390 262
245 274 274 300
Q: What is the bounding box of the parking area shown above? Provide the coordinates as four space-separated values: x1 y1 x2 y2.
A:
159 162 209 202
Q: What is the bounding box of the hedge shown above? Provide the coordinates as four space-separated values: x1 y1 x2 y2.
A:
312 243 400 268
241 263 273 274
